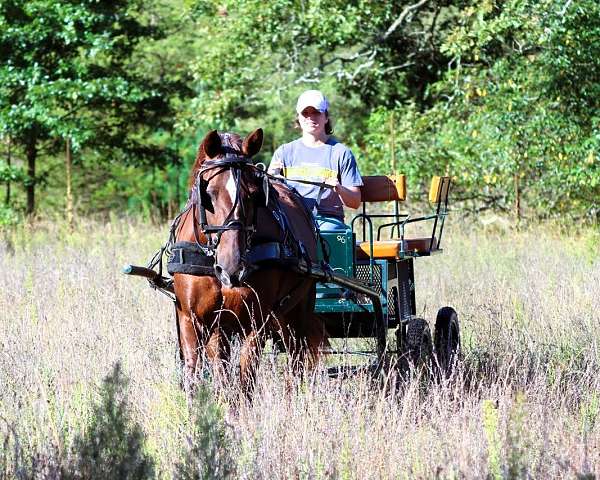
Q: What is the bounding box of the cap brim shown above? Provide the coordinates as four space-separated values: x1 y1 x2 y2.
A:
297 105 327 114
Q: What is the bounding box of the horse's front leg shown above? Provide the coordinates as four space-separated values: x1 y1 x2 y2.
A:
205 328 231 388
239 329 265 397
176 307 205 394
175 276 223 395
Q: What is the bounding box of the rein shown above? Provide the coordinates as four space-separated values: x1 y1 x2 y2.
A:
147 145 329 285
192 154 262 258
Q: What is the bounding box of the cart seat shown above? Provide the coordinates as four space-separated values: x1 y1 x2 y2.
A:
355 237 438 259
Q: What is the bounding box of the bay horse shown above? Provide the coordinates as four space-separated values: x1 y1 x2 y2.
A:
170 128 326 393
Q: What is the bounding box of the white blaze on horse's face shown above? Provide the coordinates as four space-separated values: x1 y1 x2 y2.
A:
213 169 246 287
225 170 237 206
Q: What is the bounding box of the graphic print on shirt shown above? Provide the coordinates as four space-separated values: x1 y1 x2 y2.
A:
283 165 337 182
271 137 363 219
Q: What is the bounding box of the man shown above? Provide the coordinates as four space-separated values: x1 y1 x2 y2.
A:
268 90 363 230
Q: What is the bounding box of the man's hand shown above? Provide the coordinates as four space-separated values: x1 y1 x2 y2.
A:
268 159 283 174
324 176 339 189
323 176 361 209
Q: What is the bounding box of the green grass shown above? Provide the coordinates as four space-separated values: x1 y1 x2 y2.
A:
0 218 598 478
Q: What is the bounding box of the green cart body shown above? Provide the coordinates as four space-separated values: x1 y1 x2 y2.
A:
312 175 459 374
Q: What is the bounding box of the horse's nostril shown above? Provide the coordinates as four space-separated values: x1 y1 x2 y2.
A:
214 264 231 286
238 266 249 283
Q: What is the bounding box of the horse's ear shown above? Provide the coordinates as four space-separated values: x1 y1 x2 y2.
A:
242 128 263 158
201 130 222 159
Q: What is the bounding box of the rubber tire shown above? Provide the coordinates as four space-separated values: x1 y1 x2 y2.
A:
405 317 433 367
433 306 460 378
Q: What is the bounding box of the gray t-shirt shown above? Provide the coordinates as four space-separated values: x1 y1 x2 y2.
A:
270 137 363 219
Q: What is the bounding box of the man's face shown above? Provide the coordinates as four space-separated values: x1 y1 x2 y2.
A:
298 106 327 136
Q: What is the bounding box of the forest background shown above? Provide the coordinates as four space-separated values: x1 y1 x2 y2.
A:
0 0 599 226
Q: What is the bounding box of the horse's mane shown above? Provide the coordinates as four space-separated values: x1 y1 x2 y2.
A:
187 132 243 189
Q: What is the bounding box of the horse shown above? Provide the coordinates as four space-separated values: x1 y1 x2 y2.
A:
170 128 327 393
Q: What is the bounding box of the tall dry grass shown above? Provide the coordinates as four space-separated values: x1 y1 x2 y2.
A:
0 219 598 478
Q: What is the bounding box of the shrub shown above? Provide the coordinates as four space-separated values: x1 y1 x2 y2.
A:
64 363 154 480
174 384 235 480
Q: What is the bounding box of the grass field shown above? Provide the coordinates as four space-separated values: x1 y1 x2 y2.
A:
0 219 598 479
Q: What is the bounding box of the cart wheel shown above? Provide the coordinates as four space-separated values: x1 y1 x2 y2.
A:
405 317 433 367
433 306 460 378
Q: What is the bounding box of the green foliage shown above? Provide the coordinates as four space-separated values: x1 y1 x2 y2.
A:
579 392 599 436
0 364 153 479
75 160 190 218
0 0 173 144
65 363 154 479
0 161 24 184
0 205 20 227
482 399 502 480
185 1 453 155
175 384 235 480
185 0 599 220
0 156 25 224
364 0 600 219
1 0 598 221
506 392 528 479
0 0 189 213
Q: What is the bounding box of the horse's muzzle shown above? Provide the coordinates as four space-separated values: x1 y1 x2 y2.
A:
214 263 250 287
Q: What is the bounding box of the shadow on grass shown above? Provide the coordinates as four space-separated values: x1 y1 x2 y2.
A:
1 363 234 479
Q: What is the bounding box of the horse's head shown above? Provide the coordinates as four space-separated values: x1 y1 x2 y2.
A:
193 128 264 287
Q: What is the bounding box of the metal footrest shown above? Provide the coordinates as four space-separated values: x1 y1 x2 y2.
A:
326 363 380 379
319 348 377 356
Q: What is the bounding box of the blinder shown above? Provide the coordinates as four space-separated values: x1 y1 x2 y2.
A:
193 152 267 258
198 178 214 214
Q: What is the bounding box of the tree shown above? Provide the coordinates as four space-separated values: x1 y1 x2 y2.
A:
364 0 600 219
185 0 599 220
0 0 187 215
184 1 459 153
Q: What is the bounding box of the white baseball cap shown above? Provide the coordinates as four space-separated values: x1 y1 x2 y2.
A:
296 90 329 114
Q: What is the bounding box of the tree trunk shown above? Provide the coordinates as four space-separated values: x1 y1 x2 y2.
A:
389 111 396 173
66 137 74 230
514 173 521 223
5 136 10 206
25 137 37 215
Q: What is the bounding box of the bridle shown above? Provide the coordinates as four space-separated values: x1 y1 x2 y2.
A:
191 148 264 259
154 136 329 289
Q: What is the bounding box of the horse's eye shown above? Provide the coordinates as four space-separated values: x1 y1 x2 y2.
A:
248 186 265 207
199 180 214 213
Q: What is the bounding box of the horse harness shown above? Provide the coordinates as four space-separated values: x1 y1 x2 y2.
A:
155 144 326 281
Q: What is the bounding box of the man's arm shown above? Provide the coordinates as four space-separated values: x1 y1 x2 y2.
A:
325 178 361 209
330 148 362 209
268 148 284 175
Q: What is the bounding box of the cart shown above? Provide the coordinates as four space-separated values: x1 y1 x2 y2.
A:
123 174 460 378
313 174 460 377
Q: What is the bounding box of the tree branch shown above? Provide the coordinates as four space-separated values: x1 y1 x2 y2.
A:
429 4 441 44
380 61 416 74
312 1 430 75
559 0 573 16
380 0 430 41
295 1 431 85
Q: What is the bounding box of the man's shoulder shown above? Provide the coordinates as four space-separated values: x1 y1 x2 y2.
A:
276 138 302 154
327 137 355 159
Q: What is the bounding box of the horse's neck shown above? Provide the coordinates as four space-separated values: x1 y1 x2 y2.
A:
272 184 318 261
175 208 205 244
